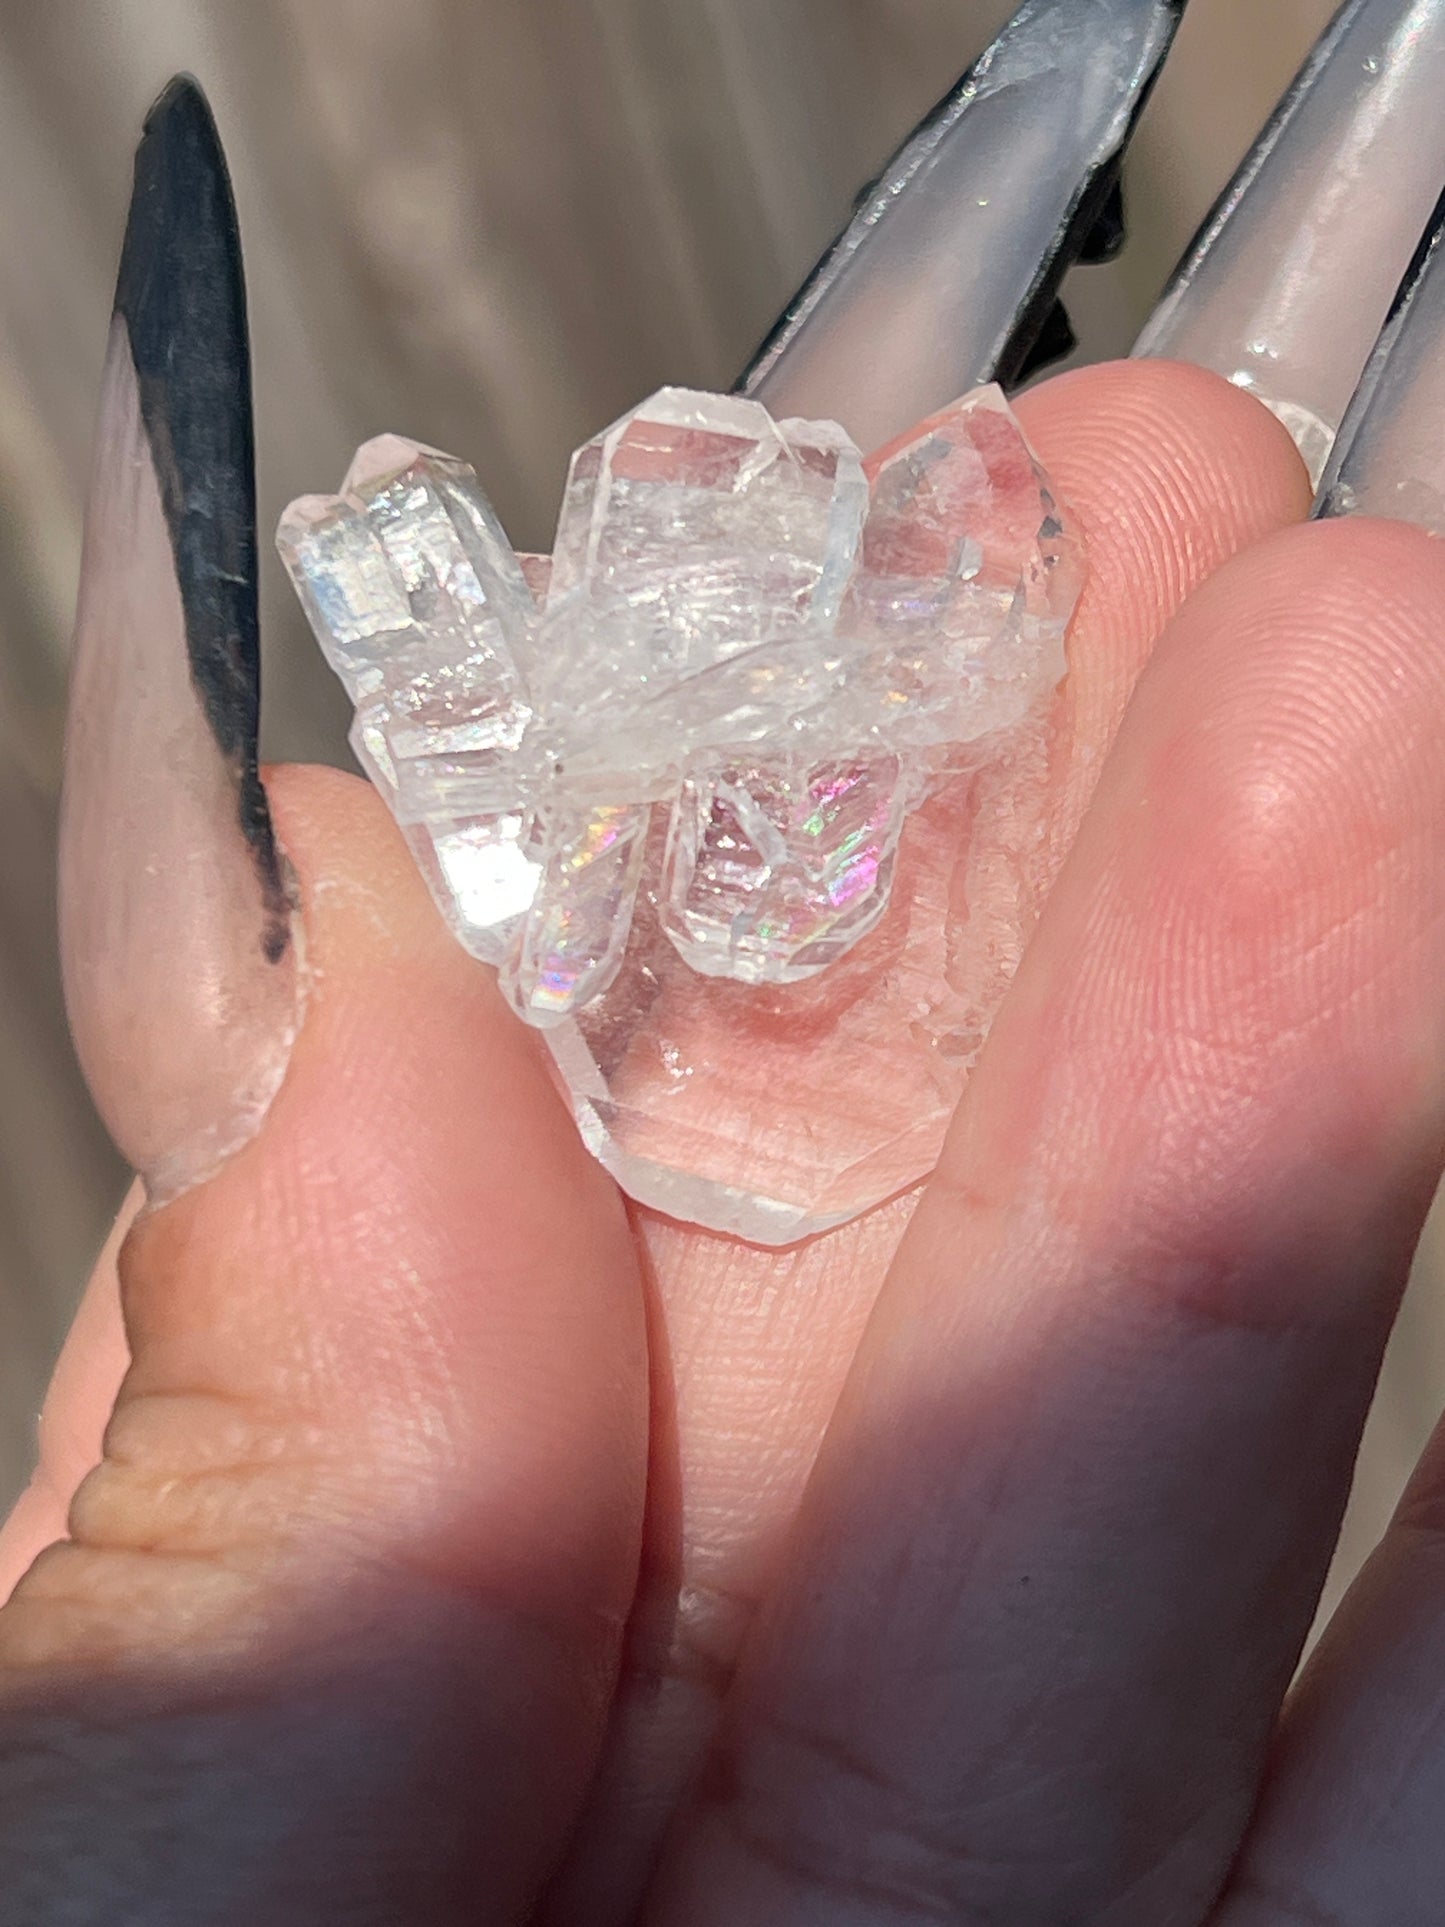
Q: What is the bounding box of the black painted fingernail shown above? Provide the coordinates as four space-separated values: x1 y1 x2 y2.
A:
59 75 299 1200
1015 297 1079 385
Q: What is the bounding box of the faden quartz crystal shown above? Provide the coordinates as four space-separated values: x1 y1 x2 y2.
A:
279 385 1082 1241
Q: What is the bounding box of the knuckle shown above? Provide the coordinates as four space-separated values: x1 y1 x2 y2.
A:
0 1539 255 1672
695 1706 983 1919
0 1388 334 1673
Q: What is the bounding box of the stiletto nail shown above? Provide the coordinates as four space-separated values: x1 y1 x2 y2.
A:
737 0 1186 451
1135 0 1445 484
1316 187 1445 527
59 76 298 1200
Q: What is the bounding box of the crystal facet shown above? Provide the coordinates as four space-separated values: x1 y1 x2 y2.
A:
661 755 905 984
533 390 871 801
845 388 1081 765
501 803 649 1026
278 436 540 963
280 385 1081 1240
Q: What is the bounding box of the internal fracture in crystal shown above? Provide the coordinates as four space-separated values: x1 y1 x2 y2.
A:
279 385 1076 1009
662 754 906 984
279 384 1081 1239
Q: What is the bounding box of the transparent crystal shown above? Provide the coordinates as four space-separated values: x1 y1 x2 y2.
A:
661 755 905 984
555 737 1055 1242
339 435 534 826
545 390 867 670
500 804 649 1026
843 385 1082 759
280 384 1082 1241
278 437 541 963
534 388 870 799
278 495 412 697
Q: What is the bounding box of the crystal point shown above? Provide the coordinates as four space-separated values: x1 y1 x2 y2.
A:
501 804 649 1026
276 495 412 697
278 442 541 960
845 386 1081 756
538 389 870 748
661 755 905 984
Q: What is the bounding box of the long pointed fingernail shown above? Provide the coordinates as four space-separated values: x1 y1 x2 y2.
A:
1135 0 1445 484
59 76 299 1201
1316 187 1445 528
738 0 1185 450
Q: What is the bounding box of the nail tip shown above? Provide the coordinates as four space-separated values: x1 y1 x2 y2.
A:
739 0 1185 433
111 71 260 722
117 72 244 333
1315 185 1445 524
61 73 298 1190
1135 0 1445 457
1078 176 1127 266
141 71 215 138
104 78 290 952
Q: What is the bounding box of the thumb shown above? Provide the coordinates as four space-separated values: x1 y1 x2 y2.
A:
0 1180 134 1601
0 766 648 1923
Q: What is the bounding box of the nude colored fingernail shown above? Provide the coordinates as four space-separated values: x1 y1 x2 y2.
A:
1135 0 1445 484
59 76 298 1201
1317 186 1445 529
740 0 1186 450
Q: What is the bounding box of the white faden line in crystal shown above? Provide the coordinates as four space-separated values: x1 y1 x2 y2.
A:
661 754 907 984
535 388 871 777
281 383 1082 1239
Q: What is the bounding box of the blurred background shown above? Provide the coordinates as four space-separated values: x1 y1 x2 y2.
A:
0 0 1437 1620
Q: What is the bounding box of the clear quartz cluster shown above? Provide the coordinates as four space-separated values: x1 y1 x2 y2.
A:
279 385 1082 1241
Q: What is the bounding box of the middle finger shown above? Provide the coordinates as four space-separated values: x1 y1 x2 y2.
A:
544 356 1309 1925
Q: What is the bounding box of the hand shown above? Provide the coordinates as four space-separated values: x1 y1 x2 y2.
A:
5 353 1445 1925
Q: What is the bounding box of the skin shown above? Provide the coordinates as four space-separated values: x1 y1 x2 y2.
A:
2 359 1444 1922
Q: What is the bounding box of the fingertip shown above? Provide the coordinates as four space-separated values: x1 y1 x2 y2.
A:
994 360 1318 861
1016 359 1314 626
1109 516 1445 1008
1124 513 1445 825
1019 355 1311 484
1253 510 1445 608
